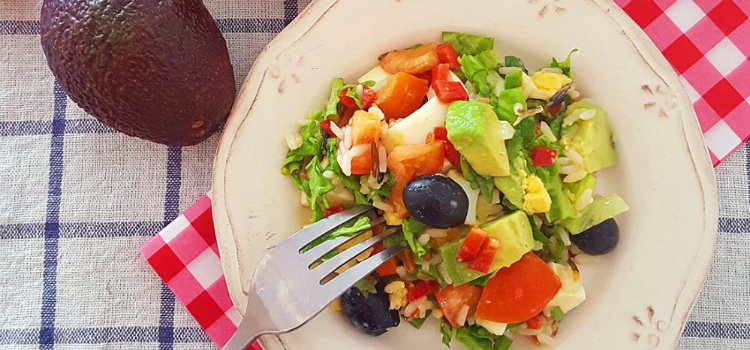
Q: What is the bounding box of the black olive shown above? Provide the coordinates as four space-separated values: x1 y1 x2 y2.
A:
340 282 400 336
402 174 468 228
570 218 619 256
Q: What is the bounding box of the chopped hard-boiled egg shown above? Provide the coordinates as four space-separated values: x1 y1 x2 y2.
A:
384 281 408 310
475 317 508 336
358 65 391 85
522 175 552 214
447 170 480 225
521 71 572 100
547 263 586 313
382 96 449 152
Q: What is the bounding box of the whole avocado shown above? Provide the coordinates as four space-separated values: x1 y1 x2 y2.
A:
40 0 235 146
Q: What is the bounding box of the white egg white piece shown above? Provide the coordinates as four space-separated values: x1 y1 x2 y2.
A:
357 65 391 85
547 263 586 313
447 170 479 225
382 97 449 152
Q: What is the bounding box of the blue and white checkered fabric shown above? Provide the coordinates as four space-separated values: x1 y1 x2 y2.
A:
0 1 748 349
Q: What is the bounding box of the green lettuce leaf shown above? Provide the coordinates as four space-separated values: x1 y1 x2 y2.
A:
504 56 526 72
504 117 535 159
492 87 525 124
460 156 494 203
440 319 454 347
325 78 345 117
281 111 325 175
407 310 432 329
402 218 427 262
504 70 523 90
302 215 371 252
455 325 513 350
442 32 494 56
550 48 578 77
469 275 491 286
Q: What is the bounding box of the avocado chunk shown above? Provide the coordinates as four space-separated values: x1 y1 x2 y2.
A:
446 101 510 177
562 101 617 173
561 194 629 234
40 0 235 146
440 211 534 285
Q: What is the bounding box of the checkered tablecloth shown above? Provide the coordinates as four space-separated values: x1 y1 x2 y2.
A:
1 0 749 349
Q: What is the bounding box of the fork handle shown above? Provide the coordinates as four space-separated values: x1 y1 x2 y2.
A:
221 310 271 350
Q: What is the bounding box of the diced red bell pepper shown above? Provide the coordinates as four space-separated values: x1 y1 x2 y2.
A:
458 227 488 262
432 63 450 83
531 147 558 167
466 237 500 274
526 315 543 330
338 89 357 108
324 205 344 217
436 44 460 69
408 280 432 302
433 126 462 169
320 120 336 137
361 85 376 110
433 80 469 104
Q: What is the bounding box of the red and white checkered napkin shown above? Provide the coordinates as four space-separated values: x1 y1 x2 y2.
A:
616 0 750 165
141 1 749 348
139 195 261 350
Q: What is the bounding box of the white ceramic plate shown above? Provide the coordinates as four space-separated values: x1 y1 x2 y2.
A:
212 0 718 349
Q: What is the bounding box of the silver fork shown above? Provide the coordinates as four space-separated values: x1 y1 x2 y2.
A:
222 205 406 350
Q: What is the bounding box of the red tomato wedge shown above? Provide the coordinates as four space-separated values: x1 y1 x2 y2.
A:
436 43 460 69
465 237 500 274
386 142 445 218
457 227 488 262
375 72 429 121
436 284 482 328
476 252 562 323
380 43 439 75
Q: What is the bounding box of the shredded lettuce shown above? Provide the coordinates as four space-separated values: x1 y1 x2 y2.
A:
504 117 535 159
442 32 494 56
469 274 491 286
550 48 578 77
504 56 526 72
503 70 523 90
440 319 454 347
402 218 427 262
455 324 513 350
492 87 525 124
528 215 551 248
302 215 371 252
533 163 576 223
325 78 345 117
460 156 494 203
407 310 432 329
281 111 325 175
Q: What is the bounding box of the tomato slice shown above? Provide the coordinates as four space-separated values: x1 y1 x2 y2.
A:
476 252 562 323
350 110 381 145
457 227 488 262
375 72 429 121
380 43 439 75
465 237 499 274
436 284 482 328
350 149 373 175
386 142 445 218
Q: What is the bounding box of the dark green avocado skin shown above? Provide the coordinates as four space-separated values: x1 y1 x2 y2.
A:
41 0 235 146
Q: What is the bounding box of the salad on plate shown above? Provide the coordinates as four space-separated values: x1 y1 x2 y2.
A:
280 31 629 349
